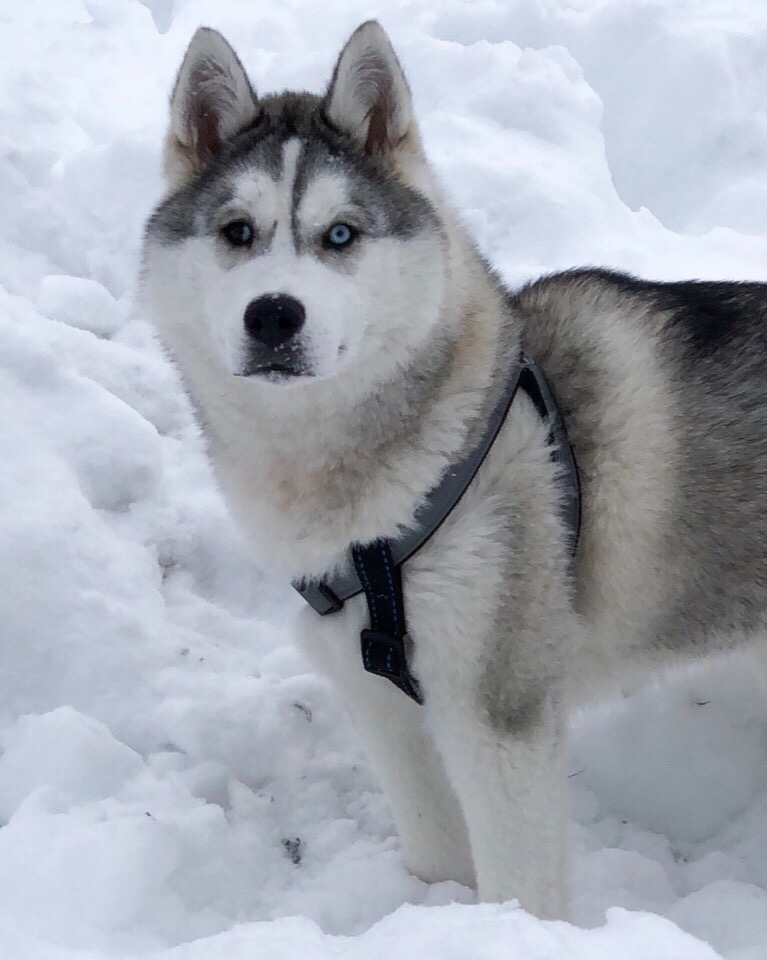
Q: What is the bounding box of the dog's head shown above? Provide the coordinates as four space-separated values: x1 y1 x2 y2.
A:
143 22 448 390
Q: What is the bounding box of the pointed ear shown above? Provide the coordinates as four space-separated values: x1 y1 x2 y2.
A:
324 21 417 158
164 28 259 186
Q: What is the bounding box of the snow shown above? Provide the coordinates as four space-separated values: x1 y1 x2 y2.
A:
1 0 767 957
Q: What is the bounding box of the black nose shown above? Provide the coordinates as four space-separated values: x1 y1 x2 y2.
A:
244 295 305 349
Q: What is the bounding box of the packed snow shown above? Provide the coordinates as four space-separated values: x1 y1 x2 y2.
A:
2 0 767 957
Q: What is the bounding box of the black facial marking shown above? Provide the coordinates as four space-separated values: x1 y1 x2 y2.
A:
147 177 236 244
147 91 439 251
295 129 437 245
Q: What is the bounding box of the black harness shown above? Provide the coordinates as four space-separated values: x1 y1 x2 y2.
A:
293 356 580 704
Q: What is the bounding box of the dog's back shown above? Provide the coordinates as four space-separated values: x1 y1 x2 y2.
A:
517 268 767 673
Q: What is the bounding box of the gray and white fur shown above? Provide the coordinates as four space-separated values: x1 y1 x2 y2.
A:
140 21 767 919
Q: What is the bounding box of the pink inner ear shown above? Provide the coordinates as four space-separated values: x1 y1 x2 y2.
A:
354 53 395 155
187 58 230 160
191 100 222 161
364 95 390 155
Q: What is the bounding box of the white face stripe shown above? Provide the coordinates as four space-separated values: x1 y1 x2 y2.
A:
274 137 302 249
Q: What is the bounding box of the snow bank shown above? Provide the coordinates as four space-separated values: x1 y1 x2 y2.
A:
1 1 767 958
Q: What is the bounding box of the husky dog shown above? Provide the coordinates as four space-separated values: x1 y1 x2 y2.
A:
140 21 767 919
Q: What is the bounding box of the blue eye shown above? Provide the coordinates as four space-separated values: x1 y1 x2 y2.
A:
221 220 254 247
325 222 356 249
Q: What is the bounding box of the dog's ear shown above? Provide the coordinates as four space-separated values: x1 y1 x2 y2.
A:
324 21 417 159
164 28 259 186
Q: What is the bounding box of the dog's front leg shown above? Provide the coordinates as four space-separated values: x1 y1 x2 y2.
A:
421 680 569 918
294 602 475 888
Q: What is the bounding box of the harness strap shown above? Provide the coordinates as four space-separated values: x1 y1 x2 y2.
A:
352 540 423 703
